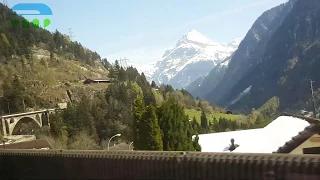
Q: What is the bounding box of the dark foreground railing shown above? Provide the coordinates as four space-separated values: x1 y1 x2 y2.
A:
0 150 319 180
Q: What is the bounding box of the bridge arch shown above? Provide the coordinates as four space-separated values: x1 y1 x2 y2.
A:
1 109 54 136
36 114 41 124
11 116 42 135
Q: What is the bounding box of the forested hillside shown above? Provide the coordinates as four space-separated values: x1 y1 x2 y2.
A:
0 4 101 66
0 3 111 111
37 62 274 151
39 64 205 151
7 58 274 151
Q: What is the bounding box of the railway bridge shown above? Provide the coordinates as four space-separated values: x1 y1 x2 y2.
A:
0 109 55 136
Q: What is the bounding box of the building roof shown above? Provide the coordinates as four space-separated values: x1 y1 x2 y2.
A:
281 112 320 124
275 122 320 153
234 116 310 153
197 115 311 153
91 79 111 82
197 129 263 152
108 143 132 151
273 113 320 154
84 79 110 82
0 139 53 149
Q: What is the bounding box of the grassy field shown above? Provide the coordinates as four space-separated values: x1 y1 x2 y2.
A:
185 109 246 123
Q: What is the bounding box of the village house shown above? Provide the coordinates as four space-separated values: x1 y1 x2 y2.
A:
83 79 112 85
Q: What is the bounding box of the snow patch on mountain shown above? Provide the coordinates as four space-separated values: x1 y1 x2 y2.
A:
229 85 252 106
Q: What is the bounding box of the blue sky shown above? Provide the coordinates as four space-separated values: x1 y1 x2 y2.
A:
8 0 288 64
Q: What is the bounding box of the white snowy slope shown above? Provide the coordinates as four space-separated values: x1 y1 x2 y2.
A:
196 116 310 153
196 128 263 152
133 62 157 81
147 29 240 89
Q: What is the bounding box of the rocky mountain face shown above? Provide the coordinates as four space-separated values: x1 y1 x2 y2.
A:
145 30 240 89
204 0 298 105
214 0 320 112
186 53 234 99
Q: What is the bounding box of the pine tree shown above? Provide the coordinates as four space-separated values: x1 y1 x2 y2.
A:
53 30 64 51
63 103 78 137
2 75 30 113
193 135 201 151
76 95 98 141
132 96 145 150
138 105 163 150
134 73 156 105
109 66 119 82
2 76 13 113
191 116 200 134
157 98 199 151
118 67 127 82
151 81 157 88
143 88 156 106
100 58 111 69
48 38 56 61
115 60 120 70
49 112 68 140
91 92 108 144
200 111 208 129
0 33 11 59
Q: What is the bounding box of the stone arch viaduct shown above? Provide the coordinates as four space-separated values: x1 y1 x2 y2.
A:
0 109 55 136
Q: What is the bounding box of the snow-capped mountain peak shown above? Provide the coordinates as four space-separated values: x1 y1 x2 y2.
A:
135 30 241 89
184 29 212 44
175 29 218 48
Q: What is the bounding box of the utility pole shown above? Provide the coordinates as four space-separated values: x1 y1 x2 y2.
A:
3 0 8 7
118 57 129 69
117 57 123 67
68 28 75 41
310 79 317 118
